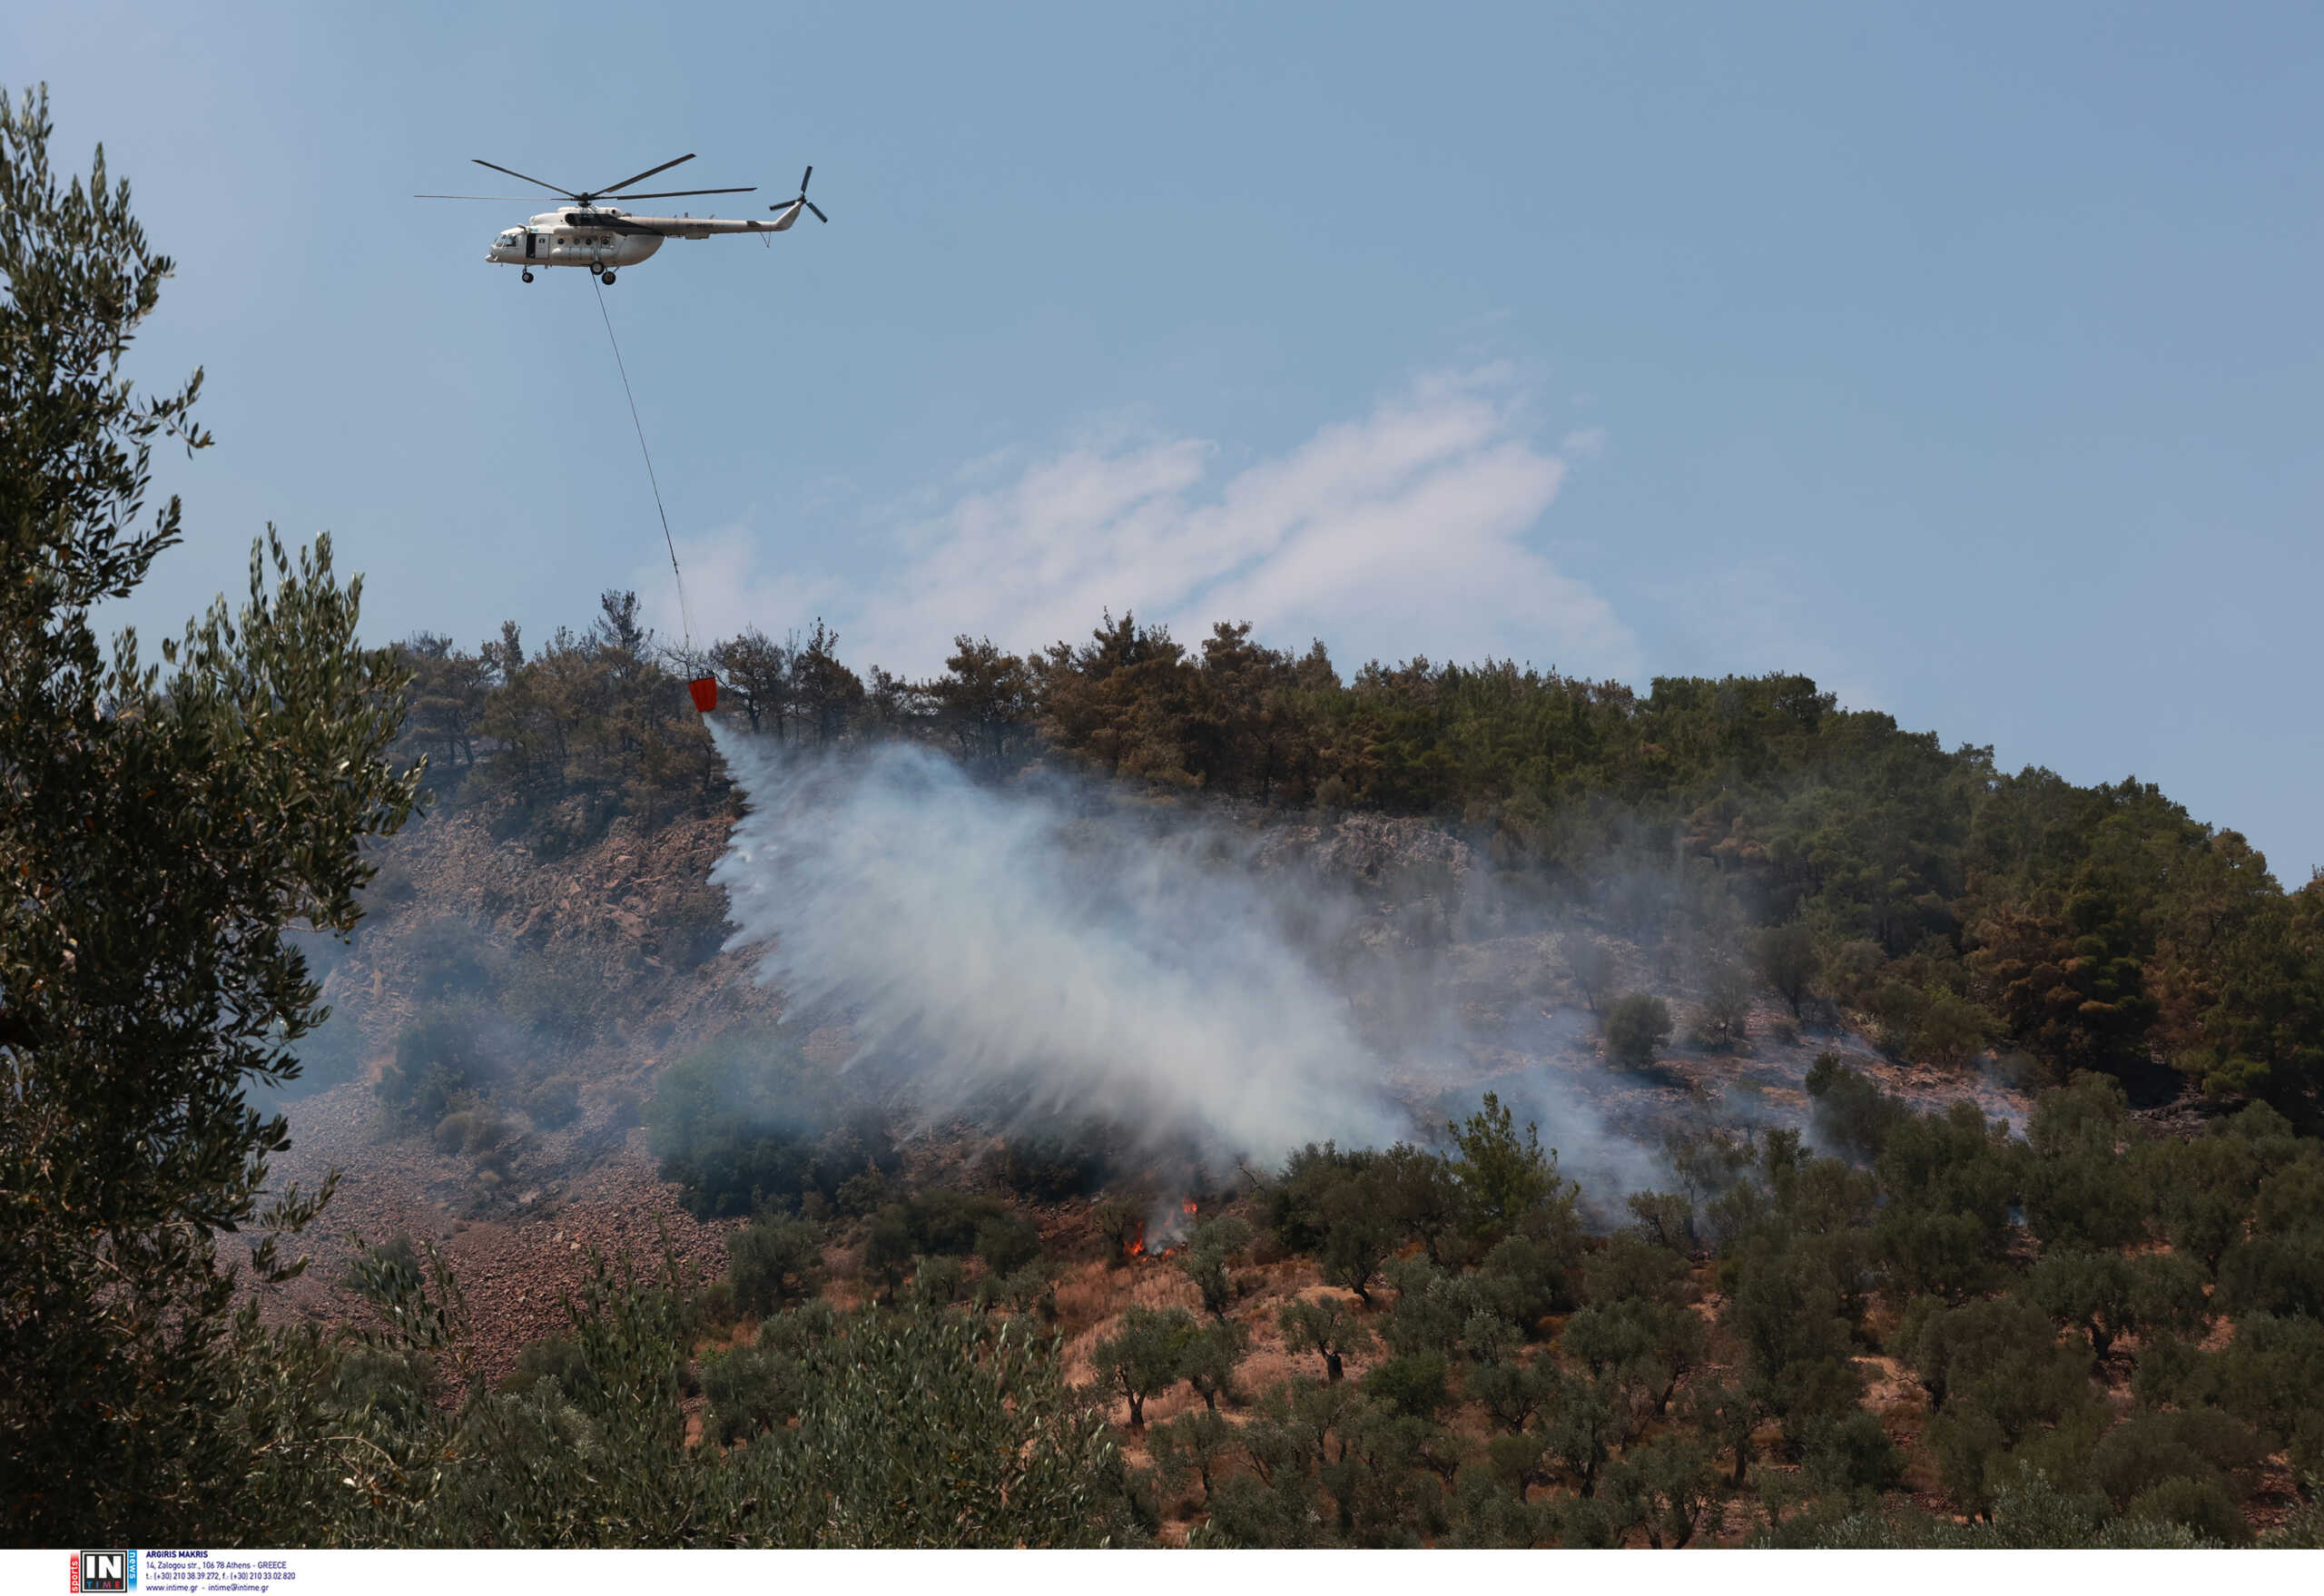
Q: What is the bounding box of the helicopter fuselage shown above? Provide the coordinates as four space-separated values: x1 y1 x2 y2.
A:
485 203 801 274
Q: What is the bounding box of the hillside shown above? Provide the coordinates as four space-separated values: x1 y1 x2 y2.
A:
198 602 2324 1548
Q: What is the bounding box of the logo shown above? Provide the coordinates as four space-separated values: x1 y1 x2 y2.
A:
73 1551 134 1592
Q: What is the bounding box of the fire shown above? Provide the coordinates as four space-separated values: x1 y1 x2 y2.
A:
1119 1200 1200 1261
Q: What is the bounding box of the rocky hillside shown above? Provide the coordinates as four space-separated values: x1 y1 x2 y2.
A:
260 778 2035 1391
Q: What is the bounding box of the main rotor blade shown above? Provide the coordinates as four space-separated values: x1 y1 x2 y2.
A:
472 158 576 196
611 185 758 200
416 193 545 201
805 202 828 222
598 153 696 194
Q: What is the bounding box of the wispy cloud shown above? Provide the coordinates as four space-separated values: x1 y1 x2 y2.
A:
645 369 1634 680
645 527 842 655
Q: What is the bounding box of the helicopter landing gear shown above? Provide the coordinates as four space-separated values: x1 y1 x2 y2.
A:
521 270 534 282
588 260 603 276
600 270 615 284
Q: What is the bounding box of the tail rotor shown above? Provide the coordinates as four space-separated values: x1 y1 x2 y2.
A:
773 165 829 223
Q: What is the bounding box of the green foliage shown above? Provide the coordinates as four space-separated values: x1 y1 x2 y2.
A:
1178 1318 1249 1412
0 88 421 1544
974 1209 1044 1276
1968 894 2157 1080
1803 1052 1905 1162
1803 1410 1905 1504
1871 1099 2021 1300
1266 1142 1400 1303
1092 1305 1197 1429
497 1334 588 1402
1602 992 1672 1067
1689 960 1754 1050
2028 1248 2207 1364
1757 922 1819 1019
2085 1407 2264 1538
1814 1473 2219 1548
1606 1432 1721 1547
984 1123 1115 1199
2021 1072 2147 1251
2124 1475 2252 1546
860 1188 1029 1293
1149 1407 1236 1505
644 1031 899 1219
378 1003 497 1122
449 590 725 852
521 1073 581 1129
1568 939 1618 1013
1362 1348 1452 1420
1446 1091 1569 1240
726 1216 826 1317
1905 1292 2103 1516
1176 1212 1253 1320
699 1337 807 1444
1277 1295 1374 1383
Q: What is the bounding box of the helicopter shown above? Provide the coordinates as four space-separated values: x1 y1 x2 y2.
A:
417 153 827 283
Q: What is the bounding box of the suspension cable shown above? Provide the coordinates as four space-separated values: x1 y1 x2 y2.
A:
592 275 697 654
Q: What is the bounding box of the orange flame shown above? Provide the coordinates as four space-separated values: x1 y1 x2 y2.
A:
1123 1217 1146 1258
1182 1199 1199 1217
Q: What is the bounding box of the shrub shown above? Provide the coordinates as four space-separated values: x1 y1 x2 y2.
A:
1364 1351 1450 1419
1805 1410 1906 1502
602 1085 645 1131
498 1335 590 1401
507 951 605 1042
2124 1477 2251 1546
378 1003 497 1122
434 1109 508 1158
341 1233 420 1296
1603 993 1673 1067
985 1126 1115 1200
700 1339 810 1445
911 1256 968 1307
1569 940 1618 1014
1689 961 1752 1050
660 884 732 971
523 1074 582 1129
728 1217 827 1317
405 917 499 1000
694 1278 740 1331
1757 922 1818 1018
645 1032 899 1219
974 1212 1044 1276
1805 1053 1907 1163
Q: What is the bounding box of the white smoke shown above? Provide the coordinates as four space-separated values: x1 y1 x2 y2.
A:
708 725 1410 1164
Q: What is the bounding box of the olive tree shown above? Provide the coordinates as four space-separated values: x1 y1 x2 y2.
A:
1603 992 1674 1067
1091 1305 1194 1429
0 87 420 1543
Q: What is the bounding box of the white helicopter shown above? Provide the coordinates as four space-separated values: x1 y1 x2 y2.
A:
418 153 827 283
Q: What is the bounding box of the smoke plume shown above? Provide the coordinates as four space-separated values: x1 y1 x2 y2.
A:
708 726 1413 1165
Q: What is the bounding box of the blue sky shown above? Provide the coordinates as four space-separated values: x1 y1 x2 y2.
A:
12 3 2321 876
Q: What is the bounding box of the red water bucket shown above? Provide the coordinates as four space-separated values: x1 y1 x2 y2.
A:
687 675 719 714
